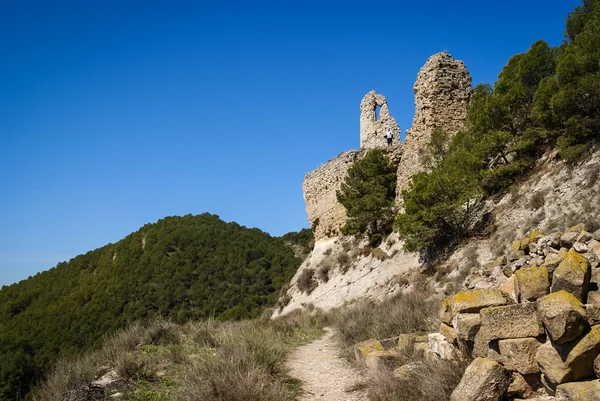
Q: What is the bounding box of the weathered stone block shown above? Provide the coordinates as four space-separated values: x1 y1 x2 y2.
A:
450 357 510 401
440 322 458 345
555 380 600 400
515 266 550 302
498 337 544 374
500 275 518 303
595 353 600 379
542 253 564 275
586 304 600 325
354 339 384 366
453 313 481 342
480 303 544 340
537 291 588 344
551 249 591 303
365 350 401 374
536 325 600 385
506 372 542 399
440 288 507 324
561 232 579 248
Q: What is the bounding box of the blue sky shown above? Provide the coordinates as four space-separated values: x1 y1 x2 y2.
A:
0 0 580 286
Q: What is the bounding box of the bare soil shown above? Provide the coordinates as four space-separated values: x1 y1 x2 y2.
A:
287 328 368 401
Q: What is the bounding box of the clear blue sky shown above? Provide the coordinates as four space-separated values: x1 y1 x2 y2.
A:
0 0 580 286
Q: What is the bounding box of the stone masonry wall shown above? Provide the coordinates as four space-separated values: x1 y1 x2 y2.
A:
396 52 472 199
360 90 401 149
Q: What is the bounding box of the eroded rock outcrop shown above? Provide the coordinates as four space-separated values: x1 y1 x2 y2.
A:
396 52 472 197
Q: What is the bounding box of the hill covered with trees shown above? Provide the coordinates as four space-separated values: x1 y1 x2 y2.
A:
0 213 305 399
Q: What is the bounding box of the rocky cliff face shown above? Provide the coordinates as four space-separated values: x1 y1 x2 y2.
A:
396 52 472 197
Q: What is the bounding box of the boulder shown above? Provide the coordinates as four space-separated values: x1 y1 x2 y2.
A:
498 337 544 374
595 353 600 378
354 339 384 366
573 242 588 253
536 325 600 385
397 333 428 351
586 304 600 325
453 313 481 342
543 253 564 275
440 322 458 345
515 266 550 302
551 250 591 303
567 224 586 234
365 350 402 374
450 357 510 401
480 303 544 340
561 232 579 248
500 275 519 303
506 372 542 399
428 332 460 360
577 231 593 243
537 291 588 344
440 288 507 324
594 228 600 242
555 380 600 400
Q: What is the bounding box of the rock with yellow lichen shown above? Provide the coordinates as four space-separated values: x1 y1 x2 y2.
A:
354 339 384 366
537 291 588 344
515 266 550 302
439 288 507 324
551 250 591 302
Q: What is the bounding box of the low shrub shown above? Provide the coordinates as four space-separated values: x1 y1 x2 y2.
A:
296 268 318 294
371 248 389 260
316 263 331 283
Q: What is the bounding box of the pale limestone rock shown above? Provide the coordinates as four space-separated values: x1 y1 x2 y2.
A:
537 291 588 344
595 354 600 379
551 250 591 303
453 313 481 342
480 303 544 341
428 332 460 360
359 90 400 149
561 232 578 248
450 357 510 401
396 52 472 200
500 275 519 303
555 380 600 400
498 337 544 374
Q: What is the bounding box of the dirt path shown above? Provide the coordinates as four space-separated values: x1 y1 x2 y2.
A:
287 327 368 401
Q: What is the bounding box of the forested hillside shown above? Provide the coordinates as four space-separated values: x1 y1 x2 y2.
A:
0 213 304 399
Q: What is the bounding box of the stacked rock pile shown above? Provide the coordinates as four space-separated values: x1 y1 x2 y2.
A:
442 224 600 401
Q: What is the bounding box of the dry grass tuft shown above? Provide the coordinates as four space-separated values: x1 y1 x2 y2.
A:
366 358 467 401
329 290 439 360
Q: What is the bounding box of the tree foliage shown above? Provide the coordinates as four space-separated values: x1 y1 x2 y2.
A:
0 214 303 400
397 0 600 254
336 149 397 241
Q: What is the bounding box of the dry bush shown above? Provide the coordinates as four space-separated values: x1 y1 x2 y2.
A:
329 291 439 359
529 190 546 210
367 358 467 401
371 248 389 260
342 241 352 252
358 246 372 257
337 252 351 273
323 248 333 256
316 262 331 283
296 268 318 294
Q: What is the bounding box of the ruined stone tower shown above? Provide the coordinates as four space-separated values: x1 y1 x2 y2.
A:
359 90 400 149
396 52 472 197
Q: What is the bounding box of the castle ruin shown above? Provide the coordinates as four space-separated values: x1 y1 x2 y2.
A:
303 52 472 241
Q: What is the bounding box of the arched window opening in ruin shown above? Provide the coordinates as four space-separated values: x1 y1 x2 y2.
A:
375 105 381 121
